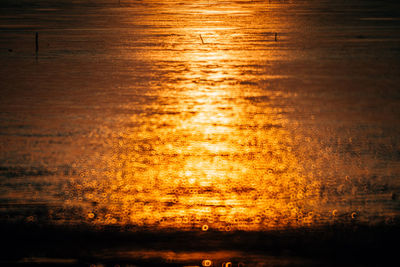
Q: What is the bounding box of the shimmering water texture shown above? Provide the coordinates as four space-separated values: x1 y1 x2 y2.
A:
1 0 400 234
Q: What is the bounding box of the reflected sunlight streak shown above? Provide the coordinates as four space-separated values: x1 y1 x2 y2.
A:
65 13 323 230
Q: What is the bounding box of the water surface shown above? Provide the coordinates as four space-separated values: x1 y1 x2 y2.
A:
1 0 400 265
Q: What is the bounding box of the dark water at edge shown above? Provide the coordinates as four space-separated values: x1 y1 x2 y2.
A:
1 221 400 266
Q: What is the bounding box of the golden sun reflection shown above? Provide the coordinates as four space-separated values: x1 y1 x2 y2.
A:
65 35 323 231
61 1 320 231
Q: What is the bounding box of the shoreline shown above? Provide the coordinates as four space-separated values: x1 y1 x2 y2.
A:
1 221 399 266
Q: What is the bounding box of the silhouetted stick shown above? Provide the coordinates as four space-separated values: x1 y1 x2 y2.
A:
199 34 205 44
275 32 277 41
35 32 39 53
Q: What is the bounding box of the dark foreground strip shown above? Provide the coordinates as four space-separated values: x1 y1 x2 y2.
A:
0 221 399 266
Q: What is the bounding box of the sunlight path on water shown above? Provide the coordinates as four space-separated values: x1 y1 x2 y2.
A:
63 1 326 231
1 0 399 231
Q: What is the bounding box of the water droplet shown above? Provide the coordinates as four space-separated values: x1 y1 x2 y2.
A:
202 259 212 267
332 209 338 217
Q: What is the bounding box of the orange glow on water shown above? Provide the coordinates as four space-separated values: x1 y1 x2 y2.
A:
1 0 398 234
65 46 322 230
51 1 394 231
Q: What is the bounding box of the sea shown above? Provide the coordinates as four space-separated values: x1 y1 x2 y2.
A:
0 0 400 266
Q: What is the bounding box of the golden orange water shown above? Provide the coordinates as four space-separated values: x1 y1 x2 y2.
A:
1 0 399 232
62 2 326 231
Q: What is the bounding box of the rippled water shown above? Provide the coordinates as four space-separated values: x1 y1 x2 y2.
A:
1 0 400 265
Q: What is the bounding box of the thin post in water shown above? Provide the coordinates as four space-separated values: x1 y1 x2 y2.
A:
199 34 205 44
35 32 39 53
275 32 277 42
